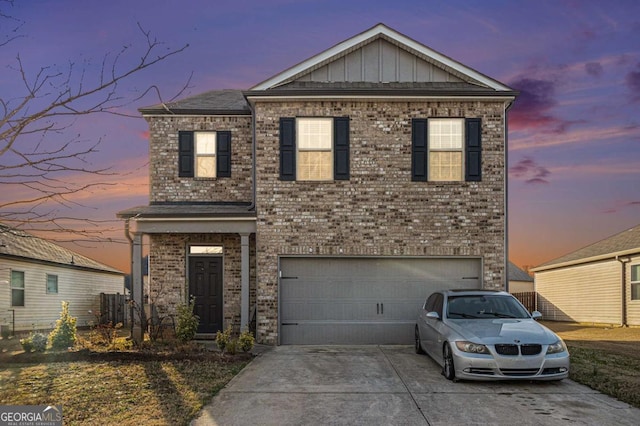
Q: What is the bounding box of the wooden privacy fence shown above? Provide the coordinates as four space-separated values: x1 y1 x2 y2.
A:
513 292 537 313
99 293 129 326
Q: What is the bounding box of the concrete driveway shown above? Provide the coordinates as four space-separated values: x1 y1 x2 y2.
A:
192 346 639 425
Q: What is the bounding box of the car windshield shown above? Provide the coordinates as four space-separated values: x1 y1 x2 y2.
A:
446 295 530 319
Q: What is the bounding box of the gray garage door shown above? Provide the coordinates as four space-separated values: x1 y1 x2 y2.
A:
280 257 481 345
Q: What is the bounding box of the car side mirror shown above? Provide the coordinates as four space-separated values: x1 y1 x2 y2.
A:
426 311 441 320
531 311 542 321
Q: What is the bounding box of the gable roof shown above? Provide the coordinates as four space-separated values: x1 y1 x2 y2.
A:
532 224 640 272
250 23 514 92
508 261 533 282
0 224 123 275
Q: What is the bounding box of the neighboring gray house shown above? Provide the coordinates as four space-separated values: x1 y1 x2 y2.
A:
532 224 640 326
118 24 518 345
508 261 534 293
0 224 125 333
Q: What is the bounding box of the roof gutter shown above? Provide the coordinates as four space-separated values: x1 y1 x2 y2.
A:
531 247 640 272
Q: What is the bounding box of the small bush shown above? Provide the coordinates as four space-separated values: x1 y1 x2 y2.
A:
19 336 33 353
238 330 255 352
226 338 237 355
49 301 77 350
30 333 48 352
175 297 200 342
215 325 232 352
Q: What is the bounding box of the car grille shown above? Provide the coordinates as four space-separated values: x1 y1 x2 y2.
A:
495 343 542 356
500 368 540 377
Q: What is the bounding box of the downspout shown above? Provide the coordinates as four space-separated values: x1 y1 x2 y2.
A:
616 255 630 327
504 99 515 293
124 218 134 337
247 96 257 212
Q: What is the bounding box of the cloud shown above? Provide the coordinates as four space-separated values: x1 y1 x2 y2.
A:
603 200 640 214
585 62 603 77
509 157 551 184
625 62 640 102
509 123 639 150
507 77 572 133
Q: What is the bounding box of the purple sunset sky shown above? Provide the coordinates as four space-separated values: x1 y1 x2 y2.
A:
2 0 639 272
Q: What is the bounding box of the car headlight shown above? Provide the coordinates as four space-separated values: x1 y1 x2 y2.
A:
546 340 567 354
455 341 490 354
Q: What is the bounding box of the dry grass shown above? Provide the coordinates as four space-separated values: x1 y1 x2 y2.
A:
0 333 249 425
543 321 640 409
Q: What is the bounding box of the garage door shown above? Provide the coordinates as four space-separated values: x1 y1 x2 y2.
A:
280 257 481 345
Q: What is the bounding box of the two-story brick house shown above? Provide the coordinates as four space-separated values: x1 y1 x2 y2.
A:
118 24 517 345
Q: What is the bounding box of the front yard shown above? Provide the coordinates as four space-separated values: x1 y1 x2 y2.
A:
0 335 249 425
543 321 640 408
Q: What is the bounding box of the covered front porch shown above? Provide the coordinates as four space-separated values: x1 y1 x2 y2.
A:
117 203 256 343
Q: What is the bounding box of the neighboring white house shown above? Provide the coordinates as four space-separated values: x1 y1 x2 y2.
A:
508 261 534 293
0 224 125 333
532 224 640 326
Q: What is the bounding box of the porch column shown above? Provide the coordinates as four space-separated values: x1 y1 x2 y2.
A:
132 232 144 344
240 233 250 331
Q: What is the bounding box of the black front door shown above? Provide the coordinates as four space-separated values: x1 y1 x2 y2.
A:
188 257 223 333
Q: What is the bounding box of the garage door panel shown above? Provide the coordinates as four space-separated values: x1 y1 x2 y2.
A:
280 257 481 345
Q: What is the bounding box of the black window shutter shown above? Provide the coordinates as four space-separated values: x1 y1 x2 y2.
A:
216 131 231 178
333 117 350 180
279 118 296 181
411 119 428 181
178 131 194 177
465 118 482 182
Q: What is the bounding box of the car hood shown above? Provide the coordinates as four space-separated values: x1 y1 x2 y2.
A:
446 319 559 345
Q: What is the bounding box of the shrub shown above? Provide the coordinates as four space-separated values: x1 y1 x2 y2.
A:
238 330 255 352
175 297 200 342
48 301 77 350
19 336 33 352
30 333 48 352
215 325 232 352
226 338 237 355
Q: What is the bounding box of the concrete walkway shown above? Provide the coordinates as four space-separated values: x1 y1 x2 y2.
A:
192 346 639 425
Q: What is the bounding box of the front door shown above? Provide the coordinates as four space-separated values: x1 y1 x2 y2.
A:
189 257 223 333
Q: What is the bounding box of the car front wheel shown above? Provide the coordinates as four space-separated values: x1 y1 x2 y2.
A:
414 326 424 354
442 343 456 381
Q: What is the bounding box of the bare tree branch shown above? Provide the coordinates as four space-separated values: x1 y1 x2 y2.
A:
0 9 189 243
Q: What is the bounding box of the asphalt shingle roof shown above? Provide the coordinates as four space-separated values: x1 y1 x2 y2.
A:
508 261 533 282
0 224 123 274
536 223 640 269
139 90 250 115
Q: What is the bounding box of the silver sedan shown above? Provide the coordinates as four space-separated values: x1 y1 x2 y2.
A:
415 289 570 381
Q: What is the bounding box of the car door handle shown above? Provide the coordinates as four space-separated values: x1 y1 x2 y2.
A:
380 303 384 314
377 303 379 314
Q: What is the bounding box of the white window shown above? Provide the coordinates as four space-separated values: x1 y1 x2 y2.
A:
632 265 640 301
297 118 333 181
429 119 464 181
195 132 217 178
11 270 25 307
47 274 58 294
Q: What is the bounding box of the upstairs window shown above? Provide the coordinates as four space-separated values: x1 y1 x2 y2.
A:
412 118 482 182
11 270 25 307
195 132 217 177
280 117 350 181
178 131 231 178
429 119 464 181
297 118 333 181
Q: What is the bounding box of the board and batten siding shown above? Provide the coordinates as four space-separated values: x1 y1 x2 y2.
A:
626 254 640 326
536 260 621 324
0 258 124 332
